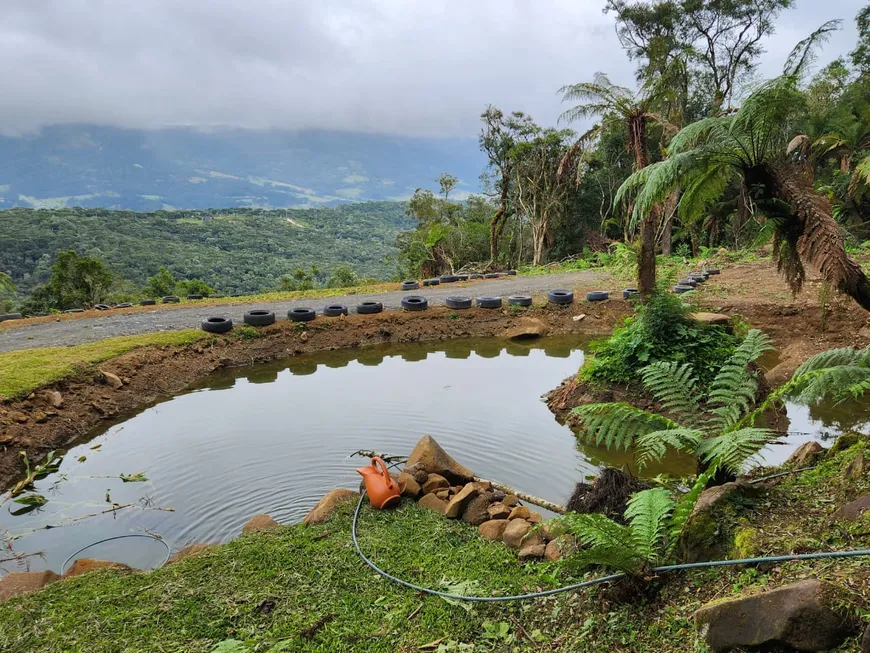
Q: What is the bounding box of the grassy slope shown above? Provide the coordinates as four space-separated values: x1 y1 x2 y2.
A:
4 439 870 652
0 331 206 399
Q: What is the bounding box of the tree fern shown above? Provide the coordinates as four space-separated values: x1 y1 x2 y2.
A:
556 511 635 551
792 346 868 376
707 329 773 430
571 403 680 451
639 361 701 426
634 429 704 471
624 488 675 565
697 428 778 475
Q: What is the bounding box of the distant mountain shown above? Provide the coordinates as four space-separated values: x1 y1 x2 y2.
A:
0 125 486 210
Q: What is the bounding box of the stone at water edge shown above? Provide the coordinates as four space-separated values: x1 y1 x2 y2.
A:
444 484 479 519
404 463 429 485
502 494 519 507
65 559 134 577
487 502 511 520
479 519 509 541
786 441 825 467
693 579 854 652
404 435 474 483
100 370 124 389
527 512 542 524
462 495 491 526
539 521 569 542
0 571 62 601
518 544 546 560
417 493 447 514
503 519 532 549
508 505 530 521
303 489 358 525
167 544 216 565
544 535 577 562
831 494 870 522
398 472 421 498
421 473 450 494
503 317 549 340
244 514 281 532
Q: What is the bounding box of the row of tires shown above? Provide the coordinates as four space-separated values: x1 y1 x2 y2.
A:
672 268 720 294
402 270 517 290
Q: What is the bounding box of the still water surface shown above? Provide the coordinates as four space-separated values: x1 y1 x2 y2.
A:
1 336 867 573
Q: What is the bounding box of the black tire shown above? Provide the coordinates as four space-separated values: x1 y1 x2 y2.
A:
140 299 156 306
707 268 720 275
401 281 419 291
445 296 472 309
357 301 383 315
401 296 429 311
187 294 204 300
162 295 180 304
288 308 316 322
422 278 440 287
469 274 484 280
0 313 23 322
507 270 518 276
507 295 532 307
476 296 502 309
586 291 609 302
456 274 469 281
323 304 348 317
622 288 638 300
64 308 84 313
94 304 111 311
202 316 233 333
115 302 133 309
688 276 706 284
673 285 694 294
548 289 575 304
484 273 500 279
678 278 697 287
244 310 276 327
440 275 459 283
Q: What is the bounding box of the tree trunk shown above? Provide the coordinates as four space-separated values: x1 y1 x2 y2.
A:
638 211 657 295
765 162 870 312
659 190 678 256
532 222 546 266
489 184 510 266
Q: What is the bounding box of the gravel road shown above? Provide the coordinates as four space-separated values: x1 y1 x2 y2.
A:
0 270 612 352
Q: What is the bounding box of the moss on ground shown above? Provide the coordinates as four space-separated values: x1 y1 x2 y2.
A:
0 331 206 399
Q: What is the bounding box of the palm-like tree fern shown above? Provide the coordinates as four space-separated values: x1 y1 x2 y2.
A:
615 22 870 312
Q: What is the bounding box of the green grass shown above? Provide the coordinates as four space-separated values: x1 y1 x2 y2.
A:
0 330 206 399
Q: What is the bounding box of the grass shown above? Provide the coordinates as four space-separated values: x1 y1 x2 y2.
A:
4 437 870 651
0 330 206 400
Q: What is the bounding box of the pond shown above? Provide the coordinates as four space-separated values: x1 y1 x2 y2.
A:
1 336 868 574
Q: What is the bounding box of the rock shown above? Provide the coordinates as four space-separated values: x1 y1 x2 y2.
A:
503 317 549 340
487 502 511 520
502 494 519 507
398 472 421 498
786 441 825 467
0 570 62 600
65 558 133 577
33 411 48 424
462 495 491 526
303 489 358 525
479 519 509 541
862 623 870 652
830 432 864 455
503 519 532 548
9 411 28 424
404 463 429 485
40 390 63 408
691 312 730 326
519 544 546 560
692 482 740 517
472 480 493 492
679 482 743 563
545 535 577 562
435 489 449 499
844 454 865 480
422 473 450 494
417 493 447 514
167 543 215 565
831 494 870 522
539 521 569 542
445 484 479 519
485 490 506 503
300 331 309 342
405 434 473 483
693 580 853 652
100 370 124 389
572 314 586 322
528 512 542 524
508 506 531 521
243 514 280 532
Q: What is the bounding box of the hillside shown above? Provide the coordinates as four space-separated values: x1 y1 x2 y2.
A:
0 204 413 295
0 125 485 210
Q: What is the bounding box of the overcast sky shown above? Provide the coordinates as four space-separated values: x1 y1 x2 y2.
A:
0 0 864 138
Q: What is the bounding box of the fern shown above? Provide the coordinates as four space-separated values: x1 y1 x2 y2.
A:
634 429 704 471
556 511 635 551
793 346 864 376
571 403 680 451
706 329 773 430
624 488 675 564
697 428 778 475
639 361 701 426
667 467 716 557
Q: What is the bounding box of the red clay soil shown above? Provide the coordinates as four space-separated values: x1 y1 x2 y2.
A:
0 303 628 490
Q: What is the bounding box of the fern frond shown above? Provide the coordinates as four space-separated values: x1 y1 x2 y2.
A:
678 163 734 226
556 511 635 550
559 545 647 576
668 117 731 154
667 466 717 556
639 361 701 426
570 403 682 451
789 366 870 405
707 329 773 430
792 347 862 376
635 429 704 471
624 488 675 564
697 428 777 475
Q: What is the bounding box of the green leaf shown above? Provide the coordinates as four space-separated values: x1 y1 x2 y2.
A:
119 472 148 483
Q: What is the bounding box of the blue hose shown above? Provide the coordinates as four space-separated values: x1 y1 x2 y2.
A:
351 491 870 602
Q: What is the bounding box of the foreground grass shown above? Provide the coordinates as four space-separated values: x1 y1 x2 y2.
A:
4 439 870 652
0 330 206 399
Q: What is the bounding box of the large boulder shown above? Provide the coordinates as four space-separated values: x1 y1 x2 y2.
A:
243 514 280 533
404 435 473 483
678 482 744 563
303 489 358 525
0 570 61 600
693 580 854 652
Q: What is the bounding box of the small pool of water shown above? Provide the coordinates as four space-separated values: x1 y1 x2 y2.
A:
1 336 867 574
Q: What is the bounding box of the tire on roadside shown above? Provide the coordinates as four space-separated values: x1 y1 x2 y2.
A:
202 316 233 334
162 295 180 304
445 296 472 310
115 303 134 309
469 274 484 280
507 295 532 307
94 304 111 311
323 304 349 317
476 296 502 309
401 281 419 291
140 299 157 306
585 291 608 302
288 308 316 322
401 296 429 312
244 310 276 327
0 313 23 322
548 289 575 304
357 301 383 315
673 284 694 294
422 279 440 287
440 275 459 283
622 288 638 300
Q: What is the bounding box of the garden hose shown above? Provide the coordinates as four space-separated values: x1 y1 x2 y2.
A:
351 490 870 603
60 533 171 575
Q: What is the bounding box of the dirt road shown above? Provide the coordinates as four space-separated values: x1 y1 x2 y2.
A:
0 270 612 352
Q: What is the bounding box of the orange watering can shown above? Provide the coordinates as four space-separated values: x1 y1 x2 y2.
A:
357 457 402 509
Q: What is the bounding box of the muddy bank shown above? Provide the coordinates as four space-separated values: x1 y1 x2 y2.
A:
0 303 629 490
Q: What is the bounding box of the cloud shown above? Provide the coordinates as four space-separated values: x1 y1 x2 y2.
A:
0 0 862 137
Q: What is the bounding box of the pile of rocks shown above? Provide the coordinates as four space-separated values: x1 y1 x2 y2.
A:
390 435 575 562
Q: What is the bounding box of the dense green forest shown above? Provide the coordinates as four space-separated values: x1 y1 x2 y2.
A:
0 203 411 299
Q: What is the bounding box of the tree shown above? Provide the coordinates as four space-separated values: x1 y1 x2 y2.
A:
326 266 358 288
851 3 870 72
47 250 112 308
618 23 870 311
436 173 458 201
175 278 215 297
143 266 177 298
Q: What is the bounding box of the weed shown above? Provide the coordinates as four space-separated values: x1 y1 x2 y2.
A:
448 312 458 320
